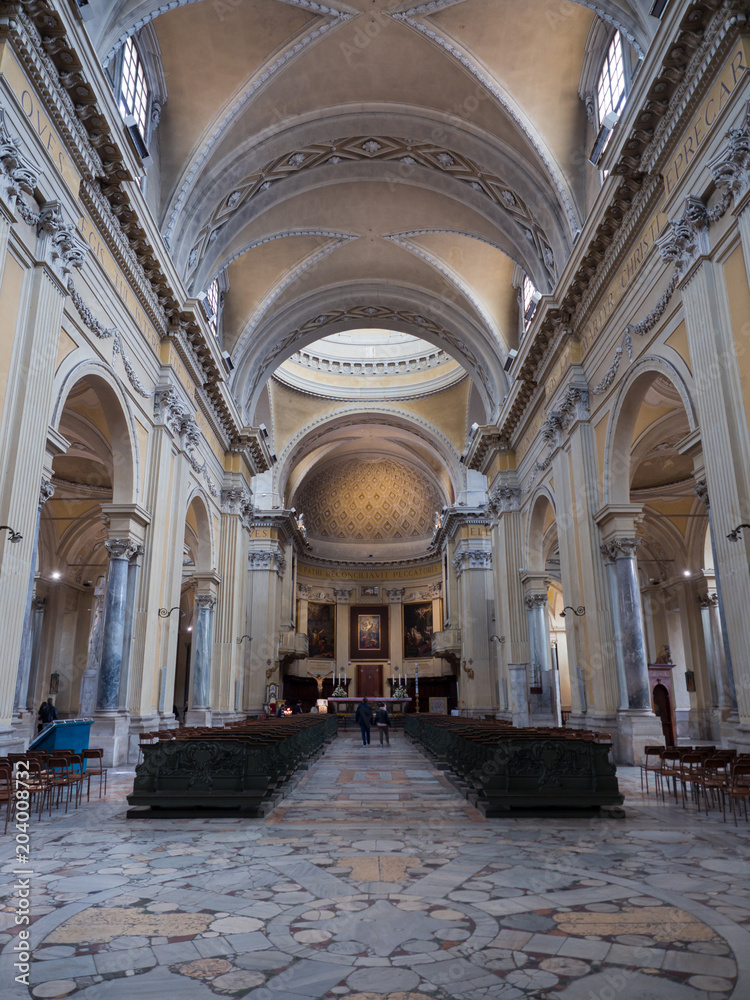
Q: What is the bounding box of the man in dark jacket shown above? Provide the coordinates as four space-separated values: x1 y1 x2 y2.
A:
38 699 57 732
354 697 374 746
375 703 391 746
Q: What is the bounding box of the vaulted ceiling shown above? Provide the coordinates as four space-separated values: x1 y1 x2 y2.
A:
83 0 657 551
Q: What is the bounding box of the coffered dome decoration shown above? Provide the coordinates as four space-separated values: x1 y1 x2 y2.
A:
296 457 445 541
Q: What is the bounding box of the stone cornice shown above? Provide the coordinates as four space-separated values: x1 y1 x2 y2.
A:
431 505 490 553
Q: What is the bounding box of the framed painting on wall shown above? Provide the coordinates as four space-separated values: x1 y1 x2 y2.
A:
307 602 335 659
403 601 433 658
349 605 389 660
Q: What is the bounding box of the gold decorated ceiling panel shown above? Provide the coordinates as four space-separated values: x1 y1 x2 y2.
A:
295 456 445 540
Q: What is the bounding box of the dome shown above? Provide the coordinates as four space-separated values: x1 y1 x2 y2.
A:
295 457 445 542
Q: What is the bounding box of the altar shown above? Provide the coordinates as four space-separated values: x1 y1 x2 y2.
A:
327 697 412 714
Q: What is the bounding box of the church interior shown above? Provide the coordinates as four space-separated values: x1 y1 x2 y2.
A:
2 0 750 996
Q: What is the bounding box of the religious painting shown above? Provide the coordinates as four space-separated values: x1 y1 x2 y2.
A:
307 602 335 659
403 601 433 658
49 672 59 695
349 605 389 660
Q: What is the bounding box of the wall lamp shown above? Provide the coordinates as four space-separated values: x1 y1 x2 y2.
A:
727 524 750 541
158 607 185 618
236 634 253 645
490 634 506 643
0 525 22 542
560 606 586 618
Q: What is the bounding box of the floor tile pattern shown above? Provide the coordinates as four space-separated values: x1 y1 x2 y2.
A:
1 732 748 1000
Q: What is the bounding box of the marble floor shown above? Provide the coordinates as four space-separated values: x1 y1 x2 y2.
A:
1 731 748 1000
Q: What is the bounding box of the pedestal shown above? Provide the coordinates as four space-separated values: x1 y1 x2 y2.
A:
185 709 213 727
10 710 35 750
508 663 530 728
91 711 131 768
615 710 664 766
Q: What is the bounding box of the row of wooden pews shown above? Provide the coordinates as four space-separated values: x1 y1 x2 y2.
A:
127 715 337 818
404 715 623 816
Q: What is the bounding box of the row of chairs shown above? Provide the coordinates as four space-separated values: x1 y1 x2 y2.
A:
640 745 750 823
0 748 107 834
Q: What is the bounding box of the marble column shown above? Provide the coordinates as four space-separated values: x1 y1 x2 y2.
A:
14 477 55 714
524 590 558 725
79 577 106 716
118 553 142 712
699 591 733 738
26 596 47 713
96 538 138 711
191 594 216 711
601 538 650 710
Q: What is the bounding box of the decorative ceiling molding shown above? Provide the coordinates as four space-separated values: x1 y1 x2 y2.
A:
103 0 352 65
393 0 646 57
242 304 498 410
163 13 353 243
208 229 355 281
384 235 508 353
390 12 580 235
184 135 556 281
232 236 356 349
274 403 464 498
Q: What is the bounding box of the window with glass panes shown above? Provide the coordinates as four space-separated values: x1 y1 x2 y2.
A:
205 279 220 337
119 37 149 138
522 275 537 330
596 32 626 127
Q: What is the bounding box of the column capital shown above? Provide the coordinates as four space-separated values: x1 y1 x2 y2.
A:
524 592 548 610
104 537 140 561
693 478 709 508
600 537 642 563
333 586 354 603
452 548 492 579
39 478 55 509
195 593 217 611
656 196 709 280
709 100 750 211
248 547 285 576
36 200 88 280
384 587 405 603
0 106 39 210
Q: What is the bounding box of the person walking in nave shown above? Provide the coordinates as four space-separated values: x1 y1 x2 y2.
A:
355 697 374 746
375 703 391 746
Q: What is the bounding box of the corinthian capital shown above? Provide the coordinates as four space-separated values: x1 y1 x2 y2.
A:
656 197 709 278
600 537 641 562
104 537 139 560
709 101 750 206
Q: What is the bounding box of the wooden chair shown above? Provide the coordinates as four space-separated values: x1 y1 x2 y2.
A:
0 763 15 835
639 745 665 795
82 748 108 800
727 762 750 825
657 749 683 801
699 756 731 818
678 752 704 808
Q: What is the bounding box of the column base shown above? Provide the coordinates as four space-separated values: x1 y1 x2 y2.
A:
185 709 213 727
211 711 246 728
615 710 663 765
91 711 131 767
0 720 33 755
11 710 36 749
728 721 750 753
127 715 167 764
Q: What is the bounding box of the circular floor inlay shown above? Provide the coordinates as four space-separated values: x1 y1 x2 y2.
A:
347 968 421 993
31 983 77 998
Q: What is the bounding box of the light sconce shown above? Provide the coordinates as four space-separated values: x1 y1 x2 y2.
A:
490 634 506 643
236 634 253 645
158 607 185 618
0 525 22 543
727 524 750 541
560 606 585 618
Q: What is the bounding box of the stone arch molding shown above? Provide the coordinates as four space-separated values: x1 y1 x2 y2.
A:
185 486 218 575
603 355 698 507
233 289 507 422
50 357 141 505
526 485 557 575
273 404 465 504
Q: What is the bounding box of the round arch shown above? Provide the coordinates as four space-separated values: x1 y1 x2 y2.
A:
603 356 698 507
184 488 216 574
273 404 465 506
50 359 140 505
526 486 557 574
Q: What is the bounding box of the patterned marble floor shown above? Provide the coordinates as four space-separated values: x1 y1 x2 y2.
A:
1 731 748 1000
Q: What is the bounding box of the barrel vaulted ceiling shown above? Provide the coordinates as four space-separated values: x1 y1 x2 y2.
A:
84 0 656 533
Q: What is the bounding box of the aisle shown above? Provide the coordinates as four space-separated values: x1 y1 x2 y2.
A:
267 729 485 825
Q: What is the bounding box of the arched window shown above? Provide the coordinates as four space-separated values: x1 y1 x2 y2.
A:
522 274 538 331
596 31 627 128
204 278 220 338
118 37 149 139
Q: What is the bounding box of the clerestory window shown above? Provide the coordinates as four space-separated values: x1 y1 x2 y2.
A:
596 32 627 128
205 278 220 338
522 274 538 331
118 37 149 139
